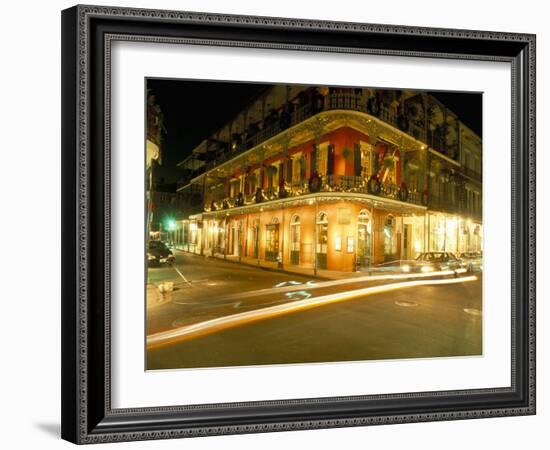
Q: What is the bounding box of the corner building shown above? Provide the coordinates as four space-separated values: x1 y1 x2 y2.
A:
176 86 482 273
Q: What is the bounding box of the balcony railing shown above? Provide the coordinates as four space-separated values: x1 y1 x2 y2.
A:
205 174 427 213
323 175 422 205
462 166 482 182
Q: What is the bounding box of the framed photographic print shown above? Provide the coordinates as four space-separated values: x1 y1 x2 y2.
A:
61 5 536 444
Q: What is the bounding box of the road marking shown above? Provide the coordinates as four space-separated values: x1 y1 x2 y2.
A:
394 300 418 307
147 275 478 349
285 290 312 300
172 265 193 287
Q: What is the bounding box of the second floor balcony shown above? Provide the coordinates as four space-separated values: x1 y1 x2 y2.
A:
205 174 424 213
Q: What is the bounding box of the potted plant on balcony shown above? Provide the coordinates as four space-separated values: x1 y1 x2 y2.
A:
308 170 322 193
278 177 288 199
367 174 381 195
398 181 409 202
236 192 244 207
382 154 397 169
255 187 264 203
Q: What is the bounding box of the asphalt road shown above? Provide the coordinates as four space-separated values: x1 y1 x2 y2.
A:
146 252 482 369
147 251 318 334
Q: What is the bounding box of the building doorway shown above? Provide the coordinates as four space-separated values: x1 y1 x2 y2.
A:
229 225 236 255
290 215 300 265
316 212 328 269
252 219 259 259
383 214 397 262
265 220 280 261
357 209 372 270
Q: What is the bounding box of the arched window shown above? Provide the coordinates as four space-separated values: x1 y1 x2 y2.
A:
316 212 329 269
317 211 328 223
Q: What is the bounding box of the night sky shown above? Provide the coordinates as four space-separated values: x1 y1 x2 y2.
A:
147 78 482 184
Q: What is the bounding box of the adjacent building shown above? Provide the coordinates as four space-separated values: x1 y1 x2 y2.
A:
174 85 482 273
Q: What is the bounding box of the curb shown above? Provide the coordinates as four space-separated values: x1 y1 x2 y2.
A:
208 255 331 281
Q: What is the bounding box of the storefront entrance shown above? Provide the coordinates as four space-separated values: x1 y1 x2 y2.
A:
357 210 372 270
265 223 280 261
252 219 259 259
316 212 328 269
290 215 300 265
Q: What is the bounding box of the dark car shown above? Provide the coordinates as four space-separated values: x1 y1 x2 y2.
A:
413 252 466 272
147 240 175 265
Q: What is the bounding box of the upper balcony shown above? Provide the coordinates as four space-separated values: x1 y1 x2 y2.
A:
177 88 470 189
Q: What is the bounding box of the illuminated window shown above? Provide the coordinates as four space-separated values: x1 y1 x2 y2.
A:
357 210 372 264
316 212 328 254
230 178 240 197
359 141 372 178
317 143 329 176
347 237 355 253
290 215 301 251
265 217 280 262
334 235 342 251
290 215 301 265
383 214 397 260
316 212 329 270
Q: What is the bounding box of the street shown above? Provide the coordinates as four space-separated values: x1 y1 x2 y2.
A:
146 251 482 369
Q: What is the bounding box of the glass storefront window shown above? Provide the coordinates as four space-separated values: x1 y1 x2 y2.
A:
290 215 300 265
290 215 300 251
316 212 328 270
316 212 328 254
265 222 279 261
383 214 397 260
357 210 372 267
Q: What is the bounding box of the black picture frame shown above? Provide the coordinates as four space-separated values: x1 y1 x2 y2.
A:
61 5 536 444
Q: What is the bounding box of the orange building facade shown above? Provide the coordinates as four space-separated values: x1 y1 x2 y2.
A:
175 87 482 273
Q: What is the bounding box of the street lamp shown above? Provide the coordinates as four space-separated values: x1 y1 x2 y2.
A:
166 218 177 231
165 218 177 247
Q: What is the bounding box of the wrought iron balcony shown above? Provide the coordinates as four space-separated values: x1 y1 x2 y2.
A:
204 174 426 213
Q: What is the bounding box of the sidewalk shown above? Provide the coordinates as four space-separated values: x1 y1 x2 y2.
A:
180 250 384 281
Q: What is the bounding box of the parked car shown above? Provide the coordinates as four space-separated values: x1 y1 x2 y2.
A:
147 240 175 265
458 251 483 272
413 252 466 272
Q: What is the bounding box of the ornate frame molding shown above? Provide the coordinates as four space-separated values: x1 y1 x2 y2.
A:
61 5 536 444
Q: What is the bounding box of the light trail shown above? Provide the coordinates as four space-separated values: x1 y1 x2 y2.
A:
147 275 478 350
209 269 468 303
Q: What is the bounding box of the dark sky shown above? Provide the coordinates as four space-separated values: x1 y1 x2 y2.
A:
147 79 482 184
